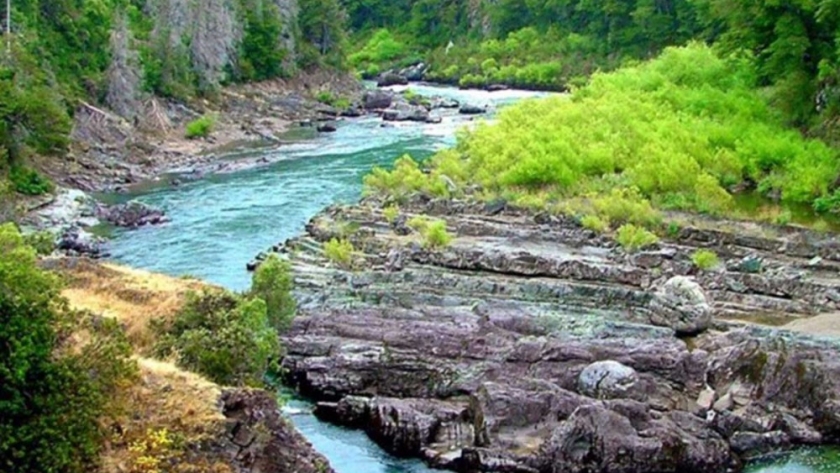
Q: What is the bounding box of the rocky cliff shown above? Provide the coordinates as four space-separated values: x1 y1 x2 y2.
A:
265 197 840 472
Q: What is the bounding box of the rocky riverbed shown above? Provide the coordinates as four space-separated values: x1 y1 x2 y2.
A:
266 197 840 472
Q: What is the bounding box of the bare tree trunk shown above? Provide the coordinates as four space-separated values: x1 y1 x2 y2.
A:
5 0 11 53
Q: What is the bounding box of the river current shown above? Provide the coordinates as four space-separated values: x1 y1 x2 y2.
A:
104 83 834 473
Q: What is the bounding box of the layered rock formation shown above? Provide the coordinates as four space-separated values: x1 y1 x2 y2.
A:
270 198 840 472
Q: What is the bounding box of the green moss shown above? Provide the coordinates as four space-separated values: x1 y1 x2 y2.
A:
185 114 217 139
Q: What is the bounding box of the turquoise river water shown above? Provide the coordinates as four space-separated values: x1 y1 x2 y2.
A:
104 83 837 473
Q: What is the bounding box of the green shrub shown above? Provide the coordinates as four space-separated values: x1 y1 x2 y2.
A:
691 249 721 270
0 223 136 473
9 166 53 196
580 215 609 233
153 290 279 386
615 224 659 252
383 205 400 224
185 114 217 139
250 254 296 332
421 220 453 249
365 44 840 223
323 238 355 267
23 231 56 256
407 215 430 232
349 29 409 70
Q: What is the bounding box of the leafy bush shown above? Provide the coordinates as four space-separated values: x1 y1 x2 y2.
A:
9 166 53 196
349 29 409 71
580 215 609 233
153 290 279 386
692 249 721 271
324 238 355 267
615 224 659 252
0 223 136 473
366 44 840 219
185 114 217 139
407 215 430 231
23 231 56 256
250 254 296 332
421 220 452 249
383 205 400 223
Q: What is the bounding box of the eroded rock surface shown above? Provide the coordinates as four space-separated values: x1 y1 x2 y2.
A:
269 198 840 472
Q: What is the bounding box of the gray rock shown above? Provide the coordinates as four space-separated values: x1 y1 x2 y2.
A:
578 360 638 399
459 104 487 115
363 91 393 110
377 72 409 87
648 276 712 334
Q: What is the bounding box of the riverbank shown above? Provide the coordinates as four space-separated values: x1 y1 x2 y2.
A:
269 195 840 472
49 258 335 473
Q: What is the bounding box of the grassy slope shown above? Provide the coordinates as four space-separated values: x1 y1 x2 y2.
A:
56 260 226 472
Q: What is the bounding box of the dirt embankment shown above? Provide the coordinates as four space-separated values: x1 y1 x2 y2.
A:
49 258 334 473
40 71 362 194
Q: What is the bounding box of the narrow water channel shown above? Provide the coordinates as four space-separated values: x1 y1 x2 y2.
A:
104 84 835 473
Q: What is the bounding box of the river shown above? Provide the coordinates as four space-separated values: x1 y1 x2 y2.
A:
104 83 836 473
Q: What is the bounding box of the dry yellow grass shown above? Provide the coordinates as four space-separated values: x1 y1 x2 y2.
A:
56 259 211 352
48 258 230 473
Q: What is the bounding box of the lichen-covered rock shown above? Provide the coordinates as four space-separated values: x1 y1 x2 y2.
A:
578 361 638 399
649 276 712 334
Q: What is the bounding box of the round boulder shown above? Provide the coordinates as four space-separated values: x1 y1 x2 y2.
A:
578 360 638 399
648 276 712 335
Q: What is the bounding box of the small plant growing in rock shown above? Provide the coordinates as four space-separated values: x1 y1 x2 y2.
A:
185 114 217 139
422 220 452 249
323 238 355 267
382 205 400 224
580 215 609 233
692 249 720 271
666 222 681 238
615 224 659 252
407 215 430 232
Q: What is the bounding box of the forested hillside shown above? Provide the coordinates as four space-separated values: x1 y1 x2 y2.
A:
344 0 840 137
0 0 348 199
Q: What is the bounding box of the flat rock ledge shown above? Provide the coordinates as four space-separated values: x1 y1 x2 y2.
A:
270 197 840 473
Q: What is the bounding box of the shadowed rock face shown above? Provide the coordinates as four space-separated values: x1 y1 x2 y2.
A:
219 389 335 473
270 198 840 472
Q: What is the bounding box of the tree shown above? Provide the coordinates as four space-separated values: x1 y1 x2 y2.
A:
298 0 348 67
0 223 135 472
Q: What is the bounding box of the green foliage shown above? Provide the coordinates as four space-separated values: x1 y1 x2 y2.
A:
315 91 350 109
185 114 217 139
323 238 355 267
153 290 279 386
0 223 136 473
692 249 721 271
238 2 288 81
580 215 609 233
23 231 56 256
366 45 840 217
349 29 409 73
250 254 296 332
382 205 400 224
615 224 659 252
9 166 53 196
298 0 349 69
407 214 455 248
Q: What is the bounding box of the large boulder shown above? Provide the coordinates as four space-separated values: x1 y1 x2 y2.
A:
400 63 427 82
377 72 409 87
578 361 638 399
363 90 393 110
57 226 107 258
537 403 733 473
382 103 430 122
648 276 712 335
